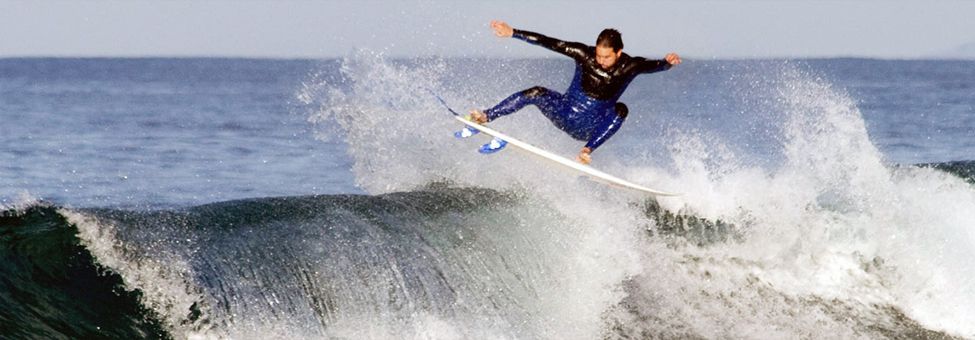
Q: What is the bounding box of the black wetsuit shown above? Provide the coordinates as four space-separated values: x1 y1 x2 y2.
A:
484 28 673 151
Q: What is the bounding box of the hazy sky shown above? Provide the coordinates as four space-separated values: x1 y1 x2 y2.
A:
2 0 974 59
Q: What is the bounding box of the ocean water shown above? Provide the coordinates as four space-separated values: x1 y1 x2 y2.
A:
1 55 974 339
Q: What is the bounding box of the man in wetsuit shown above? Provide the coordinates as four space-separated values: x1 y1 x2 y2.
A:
470 20 681 164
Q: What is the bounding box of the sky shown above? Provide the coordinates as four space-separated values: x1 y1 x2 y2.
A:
2 0 974 59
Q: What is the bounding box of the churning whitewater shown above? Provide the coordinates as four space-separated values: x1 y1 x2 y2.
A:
306 52 975 338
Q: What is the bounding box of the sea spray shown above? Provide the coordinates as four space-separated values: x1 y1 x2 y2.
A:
615 65 975 338
299 52 975 338
301 51 662 339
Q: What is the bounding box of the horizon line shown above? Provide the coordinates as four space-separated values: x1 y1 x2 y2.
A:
2 54 973 62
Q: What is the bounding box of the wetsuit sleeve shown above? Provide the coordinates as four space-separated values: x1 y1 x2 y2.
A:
630 57 672 74
512 29 589 61
585 114 625 151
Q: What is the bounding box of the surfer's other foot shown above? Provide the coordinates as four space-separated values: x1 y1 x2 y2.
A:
468 109 488 124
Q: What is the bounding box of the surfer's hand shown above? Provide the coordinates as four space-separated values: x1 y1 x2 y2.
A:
665 53 682 66
576 147 592 165
490 20 513 38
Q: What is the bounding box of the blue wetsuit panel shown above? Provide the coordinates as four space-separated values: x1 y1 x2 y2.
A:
484 85 624 150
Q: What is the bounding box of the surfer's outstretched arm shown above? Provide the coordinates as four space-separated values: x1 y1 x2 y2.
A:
490 20 588 61
630 53 682 74
632 57 672 74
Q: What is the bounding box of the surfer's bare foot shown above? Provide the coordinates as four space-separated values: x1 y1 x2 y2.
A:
576 147 592 165
468 109 488 124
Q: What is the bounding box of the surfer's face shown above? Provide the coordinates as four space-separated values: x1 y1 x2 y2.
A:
595 45 622 70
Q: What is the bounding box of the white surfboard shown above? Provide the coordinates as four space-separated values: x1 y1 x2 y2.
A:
455 116 680 196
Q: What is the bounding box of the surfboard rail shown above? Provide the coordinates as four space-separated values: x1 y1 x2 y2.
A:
455 116 680 196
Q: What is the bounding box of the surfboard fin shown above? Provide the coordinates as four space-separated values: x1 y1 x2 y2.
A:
478 137 508 154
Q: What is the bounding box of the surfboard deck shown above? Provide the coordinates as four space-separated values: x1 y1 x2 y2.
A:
455 115 680 196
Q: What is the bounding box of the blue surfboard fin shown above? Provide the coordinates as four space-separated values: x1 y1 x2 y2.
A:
478 137 508 154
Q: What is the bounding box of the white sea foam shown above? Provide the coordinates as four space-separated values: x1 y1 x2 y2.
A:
299 54 975 338
62 53 972 340
301 50 654 339
621 67 975 337
0 190 42 212
59 209 215 339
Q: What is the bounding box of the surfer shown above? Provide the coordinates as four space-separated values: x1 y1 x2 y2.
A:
469 20 681 164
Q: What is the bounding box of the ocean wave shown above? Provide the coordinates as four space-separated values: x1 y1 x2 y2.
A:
922 160 975 185
2 181 969 339
0 203 170 339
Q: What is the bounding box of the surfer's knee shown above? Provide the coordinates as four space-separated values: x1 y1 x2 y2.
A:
522 86 548 99
615 102 628 119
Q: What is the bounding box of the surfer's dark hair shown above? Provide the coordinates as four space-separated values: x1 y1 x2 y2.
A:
596 29 623 51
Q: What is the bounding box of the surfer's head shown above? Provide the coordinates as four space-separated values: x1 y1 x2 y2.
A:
595 29 623 70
